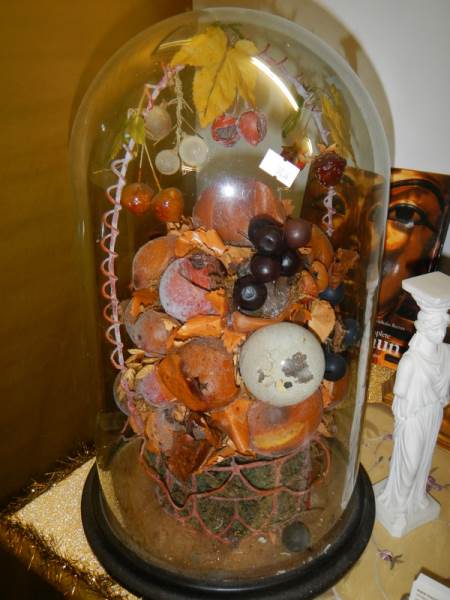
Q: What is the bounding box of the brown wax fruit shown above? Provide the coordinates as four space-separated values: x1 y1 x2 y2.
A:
193 179 286 246
132 235 177 289
178 338 238 407
124 305 177 355
159 339 238 412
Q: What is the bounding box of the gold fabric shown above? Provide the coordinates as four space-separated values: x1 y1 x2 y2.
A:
0 0 191 503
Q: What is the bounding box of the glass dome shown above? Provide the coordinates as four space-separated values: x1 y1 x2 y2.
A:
71 7 389 595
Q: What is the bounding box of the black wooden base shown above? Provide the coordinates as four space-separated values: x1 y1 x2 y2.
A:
82 464 374 599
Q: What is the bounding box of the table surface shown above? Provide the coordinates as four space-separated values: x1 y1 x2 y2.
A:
4 401 450 600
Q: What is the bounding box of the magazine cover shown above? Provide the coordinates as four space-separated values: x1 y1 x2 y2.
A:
373 168 450 368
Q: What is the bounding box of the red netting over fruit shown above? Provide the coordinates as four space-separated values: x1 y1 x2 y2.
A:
139 437 330 544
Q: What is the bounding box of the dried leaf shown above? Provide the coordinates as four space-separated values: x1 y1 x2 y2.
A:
328 248 359 288
321 85 356 163
204 445 238 468
222 328 247 352
128 348 146 357
135 364 155 380
205 289 228 316
129 288 158 318
175 315 223 340
287 303 311 324
158 354 203 411
308 299 336 342
231 311 281 333
167 433 213 481
210 397 253 455
220 245 253 269
171 27 257 127
281 198 295 217
297 269 319 298
204 229 226 255
175 228 226 259
175 234 194 258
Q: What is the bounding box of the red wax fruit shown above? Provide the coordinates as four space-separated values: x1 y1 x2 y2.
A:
121 182 154 215
178 252 226 290
238 110 267 146
311 151 347 187
248 390 323 456
151 187 184 222
211 113 240 147
135 366 176 408
132 235 177 289
193 179 286 246
124 305 178 355
159 256 222 322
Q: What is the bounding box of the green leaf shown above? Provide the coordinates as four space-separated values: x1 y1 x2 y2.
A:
108 112 145 161
282 95 304 138
128 115 145 145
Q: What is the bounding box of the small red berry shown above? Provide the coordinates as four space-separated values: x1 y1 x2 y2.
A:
121 183 154 216
211 113 240 147
151 187 184 222
238 110 267 146
311 151 347 187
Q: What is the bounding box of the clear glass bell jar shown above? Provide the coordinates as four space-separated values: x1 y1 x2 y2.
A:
70 6 389 594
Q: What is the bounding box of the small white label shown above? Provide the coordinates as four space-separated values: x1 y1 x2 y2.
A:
259 149 300 187
410 573 450 600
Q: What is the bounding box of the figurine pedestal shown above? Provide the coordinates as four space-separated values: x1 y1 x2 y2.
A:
374 479 440 538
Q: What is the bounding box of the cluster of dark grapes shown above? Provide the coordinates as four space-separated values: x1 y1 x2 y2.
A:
233 215 312 311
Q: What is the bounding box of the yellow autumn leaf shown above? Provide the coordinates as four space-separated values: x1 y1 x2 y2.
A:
171 26 258 127
321 85 356 163
193 59 238 127
228 39 258 106
170 26 227 67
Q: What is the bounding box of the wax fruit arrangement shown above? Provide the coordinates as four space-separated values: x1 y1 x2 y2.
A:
109 172 362 543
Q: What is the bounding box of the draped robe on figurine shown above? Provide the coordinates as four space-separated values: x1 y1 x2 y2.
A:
378 334 450 516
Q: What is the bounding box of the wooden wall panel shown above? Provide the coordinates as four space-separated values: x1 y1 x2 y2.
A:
0 0 191 503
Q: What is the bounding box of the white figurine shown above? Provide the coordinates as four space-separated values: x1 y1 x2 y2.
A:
374 271 450 538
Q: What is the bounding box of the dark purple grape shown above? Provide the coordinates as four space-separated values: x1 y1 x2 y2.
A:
250 254 281 282
319 282 345 306
284 218 312 249
280 249 301 276
343 318 361 348
233 275 267 311
282 521 311 552
254 225 285 256
248 214 281 245
324 351 347 381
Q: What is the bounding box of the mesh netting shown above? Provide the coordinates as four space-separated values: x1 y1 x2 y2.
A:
139 437 330 544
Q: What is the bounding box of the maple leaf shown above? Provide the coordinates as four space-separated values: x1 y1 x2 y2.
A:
321 85 356 163
171 26 257 127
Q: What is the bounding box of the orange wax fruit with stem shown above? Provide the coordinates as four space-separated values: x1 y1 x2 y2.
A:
151 187 184 222
121 182 154 215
